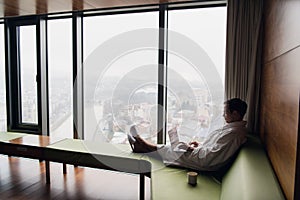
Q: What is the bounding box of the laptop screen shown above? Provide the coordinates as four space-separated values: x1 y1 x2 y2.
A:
168 128 188 152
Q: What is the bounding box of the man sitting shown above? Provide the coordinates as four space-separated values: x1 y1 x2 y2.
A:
128 98 248 171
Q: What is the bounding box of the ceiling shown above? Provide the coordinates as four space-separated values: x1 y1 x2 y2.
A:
0 0 206 18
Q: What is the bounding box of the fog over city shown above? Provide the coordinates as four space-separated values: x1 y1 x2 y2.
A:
0 7 226 145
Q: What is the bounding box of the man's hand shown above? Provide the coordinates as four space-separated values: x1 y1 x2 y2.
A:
186 141 200 151
189 141 200 148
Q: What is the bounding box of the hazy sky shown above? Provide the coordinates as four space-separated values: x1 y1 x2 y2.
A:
0 6 227 90
83 7 226 84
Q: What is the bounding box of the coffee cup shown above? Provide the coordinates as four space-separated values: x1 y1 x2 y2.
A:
187 171 198 186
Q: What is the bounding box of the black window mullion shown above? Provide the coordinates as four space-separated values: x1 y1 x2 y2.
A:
5 21 18 130
36 18 42 134
73 12 84 140
157 4 168 144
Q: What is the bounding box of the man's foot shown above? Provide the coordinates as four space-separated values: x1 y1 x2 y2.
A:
127 125 157 153
132 136 151 153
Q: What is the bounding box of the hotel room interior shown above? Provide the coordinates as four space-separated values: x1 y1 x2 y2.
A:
0 0 299 199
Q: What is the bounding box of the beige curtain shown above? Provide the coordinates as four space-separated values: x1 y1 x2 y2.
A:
225 0 264 134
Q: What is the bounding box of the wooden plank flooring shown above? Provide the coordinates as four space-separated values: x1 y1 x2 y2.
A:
0 155 151 200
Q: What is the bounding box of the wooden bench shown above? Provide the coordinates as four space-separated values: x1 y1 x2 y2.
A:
0 132 151 200
146 135 285 200
0 132 285 199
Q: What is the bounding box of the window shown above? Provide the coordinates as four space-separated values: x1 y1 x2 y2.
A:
5 17 41 133
19 25 38 124
0 24 6 131
167 7 226 143
83 12 159 143
48 19 73 138
4 4 226 141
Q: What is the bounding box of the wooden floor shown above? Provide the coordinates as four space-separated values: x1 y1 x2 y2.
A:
0 155 151 200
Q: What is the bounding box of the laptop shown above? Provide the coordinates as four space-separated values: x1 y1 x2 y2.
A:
167 127 188 152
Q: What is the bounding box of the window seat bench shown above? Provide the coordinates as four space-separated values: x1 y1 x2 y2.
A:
142 135 285 200
0 132 285 200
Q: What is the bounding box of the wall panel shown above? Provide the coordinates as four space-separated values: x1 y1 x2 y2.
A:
260 47 300 200
263 0 300 62
261 0 300 199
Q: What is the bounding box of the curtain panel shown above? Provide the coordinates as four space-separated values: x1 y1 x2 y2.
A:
225 0 264 134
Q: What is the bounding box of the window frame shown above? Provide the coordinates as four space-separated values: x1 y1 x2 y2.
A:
5 16 43 134
4 1 226 140
46 13 84 139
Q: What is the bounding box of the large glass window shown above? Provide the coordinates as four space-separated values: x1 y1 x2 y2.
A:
19 25 38 124
48 19 73 138
4 5 226 141
84 12 159 143
5 17 41 133
167 7 226 143
0 24 6 131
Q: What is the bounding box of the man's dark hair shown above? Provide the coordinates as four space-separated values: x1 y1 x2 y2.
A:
225 98 247 118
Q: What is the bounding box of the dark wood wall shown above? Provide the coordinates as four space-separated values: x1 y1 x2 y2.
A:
260 0 300 200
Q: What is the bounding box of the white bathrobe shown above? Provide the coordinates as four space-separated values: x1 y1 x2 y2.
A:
158 121 248 171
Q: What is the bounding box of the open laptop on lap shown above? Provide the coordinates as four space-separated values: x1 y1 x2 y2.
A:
168 127 188 152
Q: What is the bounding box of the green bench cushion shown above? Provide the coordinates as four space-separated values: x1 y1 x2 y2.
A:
220 136 285 200
45 139 151 175
46 138 143 159
152 166 221 200
0 132 27 142
141 156 221 200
